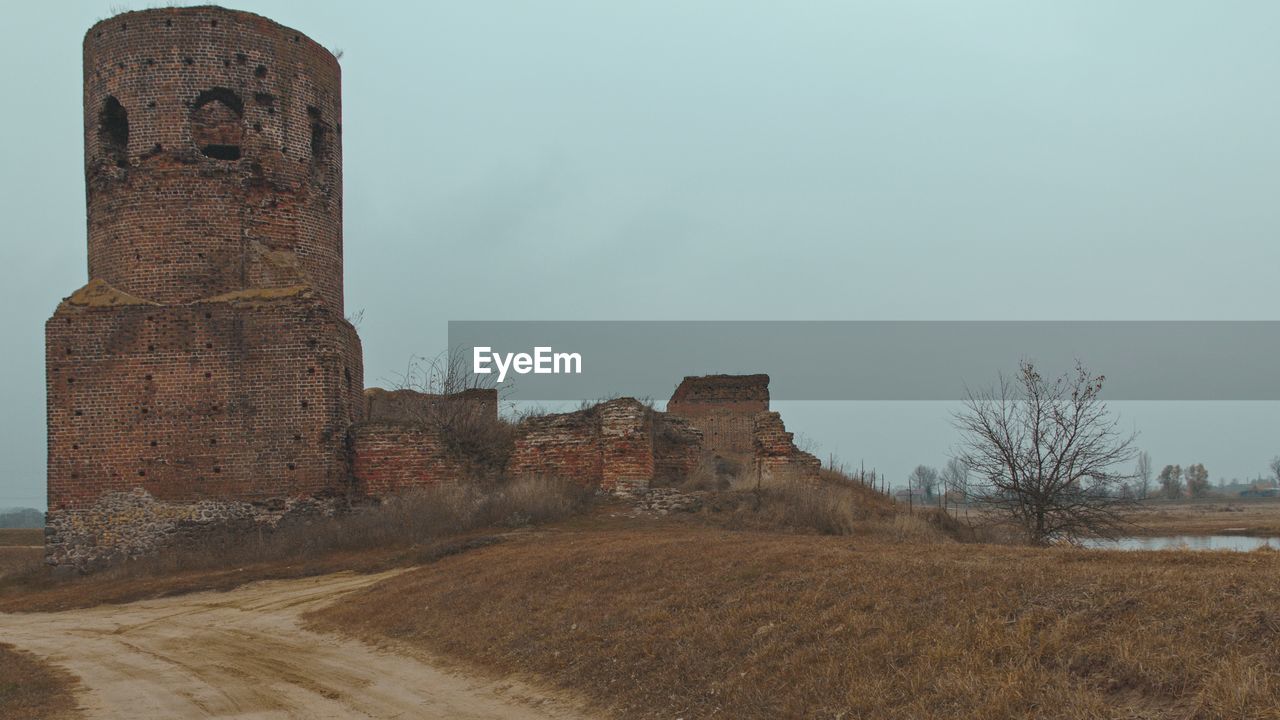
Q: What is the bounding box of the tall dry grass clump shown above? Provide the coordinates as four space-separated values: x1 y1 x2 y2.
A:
750 473 867 535
711 467 963 542
123 476 590 574
0 476 590 610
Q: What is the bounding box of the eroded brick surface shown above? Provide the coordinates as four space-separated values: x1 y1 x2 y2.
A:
349 422 465 496
667 374 770 456
47 289 362 511
47 7 360 569
364 387 497 424
599 399 655 494
509 407 605 487
753 411 821 482
651 414 703 486
84 7 344 313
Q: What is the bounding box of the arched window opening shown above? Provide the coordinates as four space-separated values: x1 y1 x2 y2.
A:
191 87 244 160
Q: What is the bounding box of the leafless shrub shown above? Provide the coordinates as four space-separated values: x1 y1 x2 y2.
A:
393 348 517 481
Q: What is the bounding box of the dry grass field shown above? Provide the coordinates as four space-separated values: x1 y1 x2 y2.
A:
0 643 81 719
311 519 1280 720
1124 498 1280 536
0 528 43 546
6 484 1280 718
0 529 43 586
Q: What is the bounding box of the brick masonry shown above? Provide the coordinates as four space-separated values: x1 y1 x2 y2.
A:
46 285 363 509
84 7 344 313
503 398 672 494
667 374 771 456
599 399 655 494
508 405 606 488
348 422 466 497
47 8 826 568
47 7 361 569
502 384 815 496
651 414 704 485
364 387 498 424
753 411 822 482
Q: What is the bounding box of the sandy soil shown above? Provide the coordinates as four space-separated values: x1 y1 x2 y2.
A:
0 571 593 719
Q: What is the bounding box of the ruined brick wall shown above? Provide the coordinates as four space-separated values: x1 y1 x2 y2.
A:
508 408 604 486
364 387 498 424
753 411 821 482
348 422 465 496
507 399 706 494
84 7 344 313
666 374 770 456
599 399 654 494
651 414 703 486
46 285 363 512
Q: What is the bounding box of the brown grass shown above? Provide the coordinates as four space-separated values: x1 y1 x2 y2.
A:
694 472 975 543
0 529 45 588
0 546 43 582
0 529 43 547
0 477 589 613
1124 498 1280 537
0 643 81 719
311 520 1280 720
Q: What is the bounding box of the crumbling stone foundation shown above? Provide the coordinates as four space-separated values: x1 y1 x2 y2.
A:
45 488 344 571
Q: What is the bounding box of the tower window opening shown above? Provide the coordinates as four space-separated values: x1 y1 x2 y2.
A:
191 87 244 161
308 105 328 163
99 96 129 168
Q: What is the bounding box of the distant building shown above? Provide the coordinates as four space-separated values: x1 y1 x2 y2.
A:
1240 488 1280 498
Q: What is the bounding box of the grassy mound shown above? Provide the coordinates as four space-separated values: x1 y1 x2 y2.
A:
311 523 1280 719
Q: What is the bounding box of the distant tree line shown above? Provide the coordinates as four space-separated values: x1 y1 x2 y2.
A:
1130 454 1280 500
0 507 43 529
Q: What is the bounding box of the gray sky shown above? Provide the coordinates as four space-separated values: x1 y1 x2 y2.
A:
4 1 1280 507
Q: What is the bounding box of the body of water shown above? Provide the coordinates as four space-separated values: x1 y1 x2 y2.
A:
1083 535 1280 551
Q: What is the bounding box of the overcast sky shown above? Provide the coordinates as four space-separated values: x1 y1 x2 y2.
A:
3 1 1280 507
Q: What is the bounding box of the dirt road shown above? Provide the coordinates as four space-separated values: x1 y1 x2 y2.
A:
0 571 594 719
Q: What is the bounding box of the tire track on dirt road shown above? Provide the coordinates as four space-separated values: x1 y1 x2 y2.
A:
0 571 594 719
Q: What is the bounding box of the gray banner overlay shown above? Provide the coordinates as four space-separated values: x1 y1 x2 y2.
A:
448 321 1280 401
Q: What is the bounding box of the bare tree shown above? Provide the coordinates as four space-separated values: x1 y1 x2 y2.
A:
1185 463 1210 498
908 465 940 501
1134 451 1153 500
1158 464 1184 499
941 458 969 504
1270 456 1280 486
952 360 1138 546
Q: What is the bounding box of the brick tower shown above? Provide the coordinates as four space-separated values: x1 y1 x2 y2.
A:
45 7 363 569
